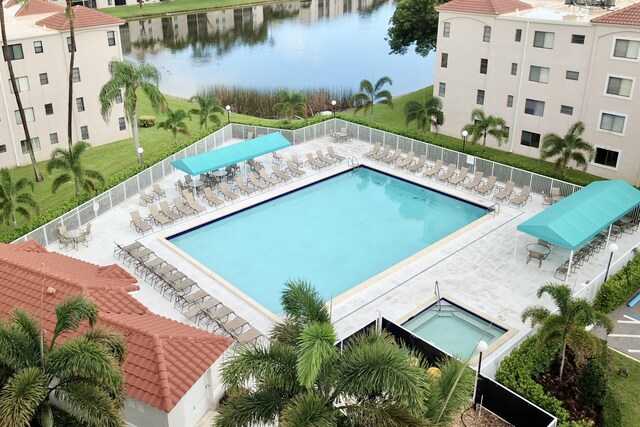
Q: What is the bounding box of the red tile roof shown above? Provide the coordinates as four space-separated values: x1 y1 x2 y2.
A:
591 2 640 26
0 241 233 413
7 0 63 17
436 0 532 15
35 6 125 30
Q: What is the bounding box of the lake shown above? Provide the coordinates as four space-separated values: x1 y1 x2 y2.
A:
120 0 434 97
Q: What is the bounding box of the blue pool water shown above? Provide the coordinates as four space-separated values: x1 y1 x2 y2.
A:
169 167 485 313
402 300 506 358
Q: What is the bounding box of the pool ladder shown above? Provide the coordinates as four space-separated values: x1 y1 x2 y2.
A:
347 156 360 169
434 281 442 313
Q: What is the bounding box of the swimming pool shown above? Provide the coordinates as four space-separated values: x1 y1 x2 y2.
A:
402 299 506 358
169 167 485 313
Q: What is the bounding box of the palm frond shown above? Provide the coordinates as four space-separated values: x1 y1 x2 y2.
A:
51 295 98 347
82 329 127 365
215 388 285 427
280 391 335 427
296 321 338 389
0 367 48 427
54 382 125 427
280 279 330 325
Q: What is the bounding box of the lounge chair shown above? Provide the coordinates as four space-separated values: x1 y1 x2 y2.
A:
476 176 497 196
175 289 209 311
316 149 337 165
436 164 457 182
236 328 263 344
130 211 153 235
181 190 207 215
396 151 415 169
139 190 154 206
372 145 391 161
248 172 269 190
554 261 569 280
363 142 381 158
448 167 468 186
173 196 197 217
327 146 345 161
149 204 172 227
291 154 304 167
259 168 279 186
219 182 240 201
286 160 306 177
202 187 224 207
306 153 326 169
272 165 293 182
159 201 181 222
235 176 256 195
381 148 402 164
152 183 166 199
423 160 443 178
407 155 427 172
247 159 264 172
222 316 249 335
493 181 515 202
463 172 484 191
272 151 283 164
113 241 142 260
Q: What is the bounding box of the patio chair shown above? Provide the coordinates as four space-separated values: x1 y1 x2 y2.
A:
509 186 532 207
219 182 240 201
396 151 415 169
554 261 569 280
130 211 153 235
436 164 457 183
181 190 207 215
272 151 283 164
316 149 337 165
172 196 197 217
363 142 381 158
222 316 249 335
372 145 391 161
407 155 427 173
175 289 208 311
84 222 93 241
286 160 306 177
139 190 154 206
543 188 561 205
272 165 293 182
58 229 73 250
174 179 187 193
258 168 279 186
327 146 345 161
306 153 326 169
236 328 263 344
340 127 351 141
246 131 254 140
248 172 269 190
493 181 516 202
463 172 484 191
526 250 544 268
202 187 224 207
476 176 497 196
235 176 256 195
381 147 402 165
247 159 264 172
423 160 443 178
291 154 304 167
152 183 166 199
159 200 181 222
448 167 468 186
149 204 172 227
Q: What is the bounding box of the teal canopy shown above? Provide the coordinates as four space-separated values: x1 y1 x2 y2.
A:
171 132 291 176
517 180 640 250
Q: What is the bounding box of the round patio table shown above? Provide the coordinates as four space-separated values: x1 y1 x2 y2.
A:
526 243 551 257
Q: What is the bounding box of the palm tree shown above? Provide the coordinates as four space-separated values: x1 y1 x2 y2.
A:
189 95 224 129
47 141 104 197
461 108 509 149
350 76 393 120
0 294 127 427
158 108 191 144
65 1 77 152
99 60 166 163
0 168 39 228
540 121 595 174
0 1 44 182
216 280 473 427
404 96 444 134
521 283 613 381
273 90 307 121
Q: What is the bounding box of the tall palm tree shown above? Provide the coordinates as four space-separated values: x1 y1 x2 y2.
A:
273 90 307 121
65 1 77 152
0 168 39 228
521 283 613 381
158 108 191 144
216 280 473 427
0 295 127 427
99 60 166 163
540 121 595 174
189 94 224 129
461 108 509 149
0 1 44 182
47 141 104 197
404 96 444 134
350 76 393 120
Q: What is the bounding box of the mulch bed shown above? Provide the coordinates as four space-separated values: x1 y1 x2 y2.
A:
452 406 512 427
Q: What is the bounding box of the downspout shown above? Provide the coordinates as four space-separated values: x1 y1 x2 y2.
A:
510 19 530 153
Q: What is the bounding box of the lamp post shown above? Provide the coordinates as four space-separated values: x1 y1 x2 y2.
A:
473 340 488 408
137 147 144 167
604 243 619 282
226 105 231 124
461 130 468 153
331 99 336 118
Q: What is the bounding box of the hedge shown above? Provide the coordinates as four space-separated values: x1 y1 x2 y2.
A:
593 250 640 313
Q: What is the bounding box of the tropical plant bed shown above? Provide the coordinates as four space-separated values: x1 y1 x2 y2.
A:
452 407 511 427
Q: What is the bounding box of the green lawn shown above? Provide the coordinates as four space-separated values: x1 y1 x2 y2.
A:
100 0 279 19
608 350 640 427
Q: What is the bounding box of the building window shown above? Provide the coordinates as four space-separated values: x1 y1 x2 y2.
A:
524 99 545 116
443 22 450 38
515 29 522 42
72 68 81 83
438 82 446 97
613 39 639 60
50 133 59 145
529 65 550 84
441 52 448 68
507 95 514 107
483 26 491 42
566 70 579 81
76 97 85 112
107 31 116 46
599 113 625 133
571 34 585 44
4 44 24 60
560 105 573 115
20 137 41 154
594 148 619 168
533 31 554 49
8 76 29 93
606 76 633 97
14 107 35 125
118 117 126 131
0 145 6 154
480 58 488 74
33 41 43 54
66 37 76 53
116 90 123 103
521 131 541 148
39 73 49 85
476 90 485 105
511 63 517 76
80 126 89 140
44 103 54 115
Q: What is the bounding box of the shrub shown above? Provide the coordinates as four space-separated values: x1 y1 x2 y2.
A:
138 115 156 127
578 349 608 408
593 250 640 312
600 389 622 427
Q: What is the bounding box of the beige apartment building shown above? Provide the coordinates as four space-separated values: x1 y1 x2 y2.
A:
434 0 640 185
0 0 129 169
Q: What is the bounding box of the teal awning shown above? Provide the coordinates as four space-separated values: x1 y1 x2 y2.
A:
171 132 291 176
517 180 640 250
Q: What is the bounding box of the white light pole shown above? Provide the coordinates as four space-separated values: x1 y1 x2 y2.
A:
604 243 619 282
226 105 231 123
461 130 468 153
137 147 144 167
331 99 336 118
473 340 488 407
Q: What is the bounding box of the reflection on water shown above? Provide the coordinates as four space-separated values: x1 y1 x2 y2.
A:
121 0 434 97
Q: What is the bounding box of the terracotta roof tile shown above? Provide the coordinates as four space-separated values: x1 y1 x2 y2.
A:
436 0 532 15
10 0 64 16
35 6 125 30
591 2 640 26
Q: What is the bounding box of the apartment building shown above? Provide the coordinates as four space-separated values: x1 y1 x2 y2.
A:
434 0 640 185
0 0 129 169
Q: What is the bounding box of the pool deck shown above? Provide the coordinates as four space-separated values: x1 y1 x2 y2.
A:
49 135 640 373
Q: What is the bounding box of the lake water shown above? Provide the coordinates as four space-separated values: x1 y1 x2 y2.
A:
120 0 434 97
